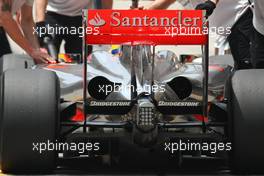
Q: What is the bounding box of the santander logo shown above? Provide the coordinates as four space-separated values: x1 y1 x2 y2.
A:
88 11 202 28
89 13 106 27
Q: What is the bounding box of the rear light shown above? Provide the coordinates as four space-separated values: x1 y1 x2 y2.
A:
136 99 156 131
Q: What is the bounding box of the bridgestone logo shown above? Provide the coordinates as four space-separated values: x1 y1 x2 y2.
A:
90 101 131 106
158 101 200 107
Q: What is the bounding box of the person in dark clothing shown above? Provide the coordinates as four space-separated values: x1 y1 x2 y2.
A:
35 0 113 56
228 8 253 69
149 0 254 70
251 0 264 68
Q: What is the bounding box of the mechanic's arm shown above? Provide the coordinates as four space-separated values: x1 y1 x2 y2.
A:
147 0 176 10
0 0 51 63
0 1 32 55
35 0 47 23
20 3 39 49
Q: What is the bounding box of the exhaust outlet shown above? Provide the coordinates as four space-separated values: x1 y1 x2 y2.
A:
167 76 192 100
88 76 121 100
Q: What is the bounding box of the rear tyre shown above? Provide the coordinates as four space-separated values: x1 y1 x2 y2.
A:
0 54 35 75
228 69 264 173
0 54 34 101
0 69 60 173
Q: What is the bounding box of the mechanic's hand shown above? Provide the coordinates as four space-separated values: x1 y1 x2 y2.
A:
195 0 216 18
29 48 55 64
35 21 53 46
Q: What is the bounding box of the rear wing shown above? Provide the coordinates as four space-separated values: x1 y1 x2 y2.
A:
83 10 207 45
82 10 209 123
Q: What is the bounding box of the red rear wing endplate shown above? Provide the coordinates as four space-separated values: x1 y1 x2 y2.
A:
84 10 207 45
